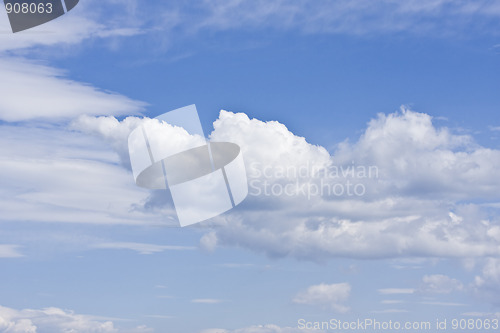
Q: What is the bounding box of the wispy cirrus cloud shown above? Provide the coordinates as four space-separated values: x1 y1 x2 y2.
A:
0 0 145 53
157 0 500 38
0 58 146 122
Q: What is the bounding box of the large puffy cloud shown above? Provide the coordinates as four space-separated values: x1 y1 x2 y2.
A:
202 109 500 260
335 109 500 200
75 108 500 260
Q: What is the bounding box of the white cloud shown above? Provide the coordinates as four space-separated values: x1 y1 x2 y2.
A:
206 109 500 260
71 115 206 169
474 258 500 304
419 274 464 294
293 283 350 313
0 124 173 226
191 299 224 304
378 288 415 295
462 312 500 318
0 305 152 333
0 58 146 122
200 324 322 333
420 301 466 306
476 258 500 287
183 0 500 37
0 0 144 53
371 309 409 314
2 0 498 58
380 300 404 304
76 108 500 261
144 315 172 319
0 245 24 258
94 242 196 254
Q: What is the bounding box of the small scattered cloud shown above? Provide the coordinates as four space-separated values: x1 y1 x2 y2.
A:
473 258 500 304
293 283 350 313
418 274 464 294
0 305 152 332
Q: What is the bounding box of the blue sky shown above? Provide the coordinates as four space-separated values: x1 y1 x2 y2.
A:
1 1 500 332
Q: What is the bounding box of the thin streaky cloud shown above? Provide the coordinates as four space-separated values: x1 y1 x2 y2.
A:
378 288 415 295
420 301 467 306
0 244 24 258
144 315 173 319
93 242 196 254
191 299 224 304
381 300 404 304
372 309 409 314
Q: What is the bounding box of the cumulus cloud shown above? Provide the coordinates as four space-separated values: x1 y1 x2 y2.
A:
419 274 464 294
73 108 500 261
293 283 350 313
71 115 206 169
